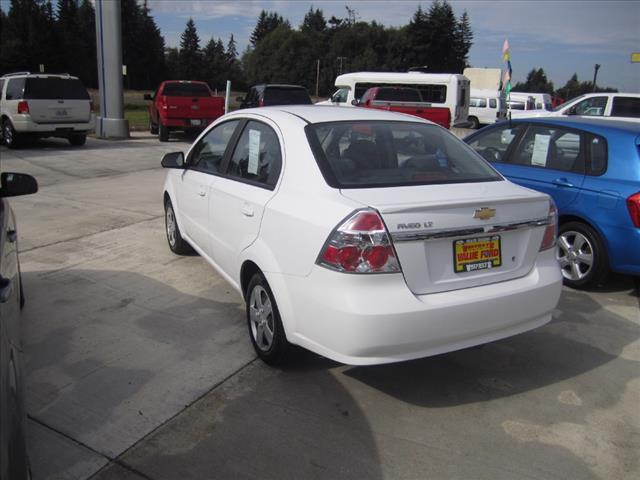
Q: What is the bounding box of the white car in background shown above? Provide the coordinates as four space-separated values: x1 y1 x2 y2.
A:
161 106 562 366
509 92 640 122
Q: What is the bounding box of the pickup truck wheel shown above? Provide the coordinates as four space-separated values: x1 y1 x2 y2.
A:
68 134 86 146
469 116 479 129
150 118 158 135
159 123 169 142
2 119 21 148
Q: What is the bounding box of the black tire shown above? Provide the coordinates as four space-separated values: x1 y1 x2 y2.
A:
557 221 608 289
164 198 192 254
150 118 158 135
2 119 21 148
19 270 25 309
68 133 86 146
246 272 291 365
469 116 480 129
159 122 169 142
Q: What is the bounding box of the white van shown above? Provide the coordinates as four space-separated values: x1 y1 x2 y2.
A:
319 71 470 127
511 92 552 110
468 89 507 128
506 93 536 112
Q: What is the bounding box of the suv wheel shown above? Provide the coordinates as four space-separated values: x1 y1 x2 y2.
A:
2 119 21 148
159 123 169 142
68 134 87 146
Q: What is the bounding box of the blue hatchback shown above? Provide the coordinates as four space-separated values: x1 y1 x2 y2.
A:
464 117 640 288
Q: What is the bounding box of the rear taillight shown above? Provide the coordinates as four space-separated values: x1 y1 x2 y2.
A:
17 101 29 114
317 210 400 274
259 98 265 107
540 200 558 251
627 192 640 228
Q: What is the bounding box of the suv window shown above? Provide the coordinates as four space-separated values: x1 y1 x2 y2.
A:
489 98 497 108
189 120 240 173
5 78 25 100
307 121 501 188
263 87 311 106
24 77 89 100
162 83 211 97
511 125 584 172
227 121 282 187
610 97 640 118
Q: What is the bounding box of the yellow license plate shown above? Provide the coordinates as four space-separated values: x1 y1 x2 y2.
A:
453 235 502 273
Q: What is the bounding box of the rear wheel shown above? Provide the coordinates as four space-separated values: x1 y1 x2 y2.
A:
164 198 192 254
2 119 21 148
150 117 158 134
246 273 291 365
468 116 480 129
159 123 169 142
557 221 608 288
68 133 86 146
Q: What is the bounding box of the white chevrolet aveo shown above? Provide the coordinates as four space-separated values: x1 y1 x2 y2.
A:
161 106 562 365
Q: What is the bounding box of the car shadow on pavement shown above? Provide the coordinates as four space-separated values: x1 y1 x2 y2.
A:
21 268 384 480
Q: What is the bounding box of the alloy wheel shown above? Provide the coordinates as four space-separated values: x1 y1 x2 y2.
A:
165 204 177 247
249 285 274 352
557 230 594 281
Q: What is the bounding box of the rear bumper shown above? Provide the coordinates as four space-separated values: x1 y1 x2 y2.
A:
270 248 562 365
12 115 93 134
161 117 221 129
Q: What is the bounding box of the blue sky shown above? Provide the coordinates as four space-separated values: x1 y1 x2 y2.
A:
145 0 640 93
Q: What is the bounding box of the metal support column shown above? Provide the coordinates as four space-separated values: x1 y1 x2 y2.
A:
94 0 129 138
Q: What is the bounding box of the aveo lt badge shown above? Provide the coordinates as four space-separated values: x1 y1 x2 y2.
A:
473 207 496 220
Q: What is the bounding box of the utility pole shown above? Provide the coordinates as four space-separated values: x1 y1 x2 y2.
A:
316 59 320 98
337 56 348 75
592 64 601 92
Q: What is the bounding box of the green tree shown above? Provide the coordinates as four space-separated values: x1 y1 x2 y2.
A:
513 68 554 94
180 18 201 80
301 7 326 33
250 10 289 47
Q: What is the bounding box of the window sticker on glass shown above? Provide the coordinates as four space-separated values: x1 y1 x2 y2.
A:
531 134 551 166
248 129 261 175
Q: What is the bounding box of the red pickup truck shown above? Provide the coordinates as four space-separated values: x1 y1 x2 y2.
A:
356 87 451 129
144 81 225 141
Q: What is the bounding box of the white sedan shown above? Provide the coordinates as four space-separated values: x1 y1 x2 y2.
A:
161 106 562 365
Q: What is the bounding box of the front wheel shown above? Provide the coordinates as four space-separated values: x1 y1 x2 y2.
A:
557 221 608 288
468 116 479 129
164 199 192 254
246 273 291 365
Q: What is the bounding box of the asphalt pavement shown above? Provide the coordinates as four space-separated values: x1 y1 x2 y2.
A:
1 131 638 480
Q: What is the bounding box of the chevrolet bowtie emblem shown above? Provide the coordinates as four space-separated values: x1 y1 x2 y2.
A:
473 207 496 220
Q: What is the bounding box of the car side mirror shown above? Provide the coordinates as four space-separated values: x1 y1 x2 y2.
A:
143 93 153 101
565 106 576 116
0 172 38 198
161 152 185 169
351 99 360 106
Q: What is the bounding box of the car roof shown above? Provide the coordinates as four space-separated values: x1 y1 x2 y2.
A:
230 105 433 125
0 72 79 80
497 116 640 136
254 84 308 90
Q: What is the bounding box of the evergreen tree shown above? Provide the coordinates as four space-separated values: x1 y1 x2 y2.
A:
301 7 327 33
513 68 554 94
180 18 202 79
453 10 473 72
250 10 289 47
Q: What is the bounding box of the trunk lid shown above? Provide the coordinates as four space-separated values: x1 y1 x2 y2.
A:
340 181 551 294
162 96 224 120
23 76 91 124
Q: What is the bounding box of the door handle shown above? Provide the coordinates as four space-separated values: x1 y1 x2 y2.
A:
241 204 254 217
198 186 206 197
0 276 13 303
552 178 574 188
7 230 17 243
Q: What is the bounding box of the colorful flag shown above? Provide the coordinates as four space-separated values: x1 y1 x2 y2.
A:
502 39 510 61
502 39 512 98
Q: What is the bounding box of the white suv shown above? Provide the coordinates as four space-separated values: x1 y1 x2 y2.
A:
0 72 94 148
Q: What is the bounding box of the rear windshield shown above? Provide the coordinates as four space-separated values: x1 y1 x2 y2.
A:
162 83 211 97
263 87 312 105
306 121 501 188
24 77 89 100
611 97 640 118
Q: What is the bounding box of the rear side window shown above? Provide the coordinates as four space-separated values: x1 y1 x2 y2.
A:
263 88 311 106
306 121 501 188
5 78 25 100
162 83 211 97
375 88 421 102
470 98 487 108
24 78 89 100
586 135 608 176
227 121 282 188
510 125 584 173
489 98 497 108
611 97 640 118
354 83 447 104
0 79 5 99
